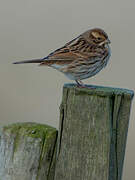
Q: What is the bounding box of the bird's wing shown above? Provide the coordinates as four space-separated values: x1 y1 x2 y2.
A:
40 36 104 66
40 36 89 65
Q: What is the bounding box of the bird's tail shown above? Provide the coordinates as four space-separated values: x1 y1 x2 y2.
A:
13 58 44 64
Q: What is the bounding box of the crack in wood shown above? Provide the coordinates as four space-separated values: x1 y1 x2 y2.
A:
109 94 122 180
58 88 69 157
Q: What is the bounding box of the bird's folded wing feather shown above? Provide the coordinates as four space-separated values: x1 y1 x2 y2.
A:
40 36 101 66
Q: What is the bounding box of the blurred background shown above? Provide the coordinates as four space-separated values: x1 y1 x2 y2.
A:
0 0 134 179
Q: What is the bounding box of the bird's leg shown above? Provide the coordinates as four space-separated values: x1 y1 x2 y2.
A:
75 80 95 89
75 80 85 88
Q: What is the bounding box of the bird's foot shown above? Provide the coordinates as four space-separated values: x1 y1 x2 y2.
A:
75 80 95 89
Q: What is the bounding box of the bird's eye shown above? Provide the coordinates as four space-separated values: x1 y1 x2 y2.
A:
97 37 102 41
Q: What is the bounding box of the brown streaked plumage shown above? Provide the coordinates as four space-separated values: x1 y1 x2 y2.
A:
13 28 111 87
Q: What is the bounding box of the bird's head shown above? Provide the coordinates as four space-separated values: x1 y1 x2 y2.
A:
83 28 111 46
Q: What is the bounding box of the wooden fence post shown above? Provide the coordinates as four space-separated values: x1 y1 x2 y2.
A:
0 122 57 180
54 84 134 180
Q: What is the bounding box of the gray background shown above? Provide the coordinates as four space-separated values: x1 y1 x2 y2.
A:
0 0 134 179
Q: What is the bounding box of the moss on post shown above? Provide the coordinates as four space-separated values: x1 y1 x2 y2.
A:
54 84 134 180
0 122 57 180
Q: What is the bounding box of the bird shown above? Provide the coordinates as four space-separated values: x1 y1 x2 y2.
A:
13 28 111 87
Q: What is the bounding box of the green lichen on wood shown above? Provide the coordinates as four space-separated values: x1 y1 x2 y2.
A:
2 122 57 155
3 122 56 139
0 122 58 180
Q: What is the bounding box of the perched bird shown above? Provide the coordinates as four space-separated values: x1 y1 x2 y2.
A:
14 28 111 87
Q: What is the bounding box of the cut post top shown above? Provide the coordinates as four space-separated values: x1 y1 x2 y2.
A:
0 122 57 139
63 83 134 99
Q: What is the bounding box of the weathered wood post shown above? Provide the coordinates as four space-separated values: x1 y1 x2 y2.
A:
0 122 57 180
54 84 134 180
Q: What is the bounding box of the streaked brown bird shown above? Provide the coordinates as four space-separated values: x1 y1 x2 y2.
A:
14 28 111 87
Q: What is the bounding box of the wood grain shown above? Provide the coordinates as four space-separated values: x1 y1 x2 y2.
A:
54 84 134 180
